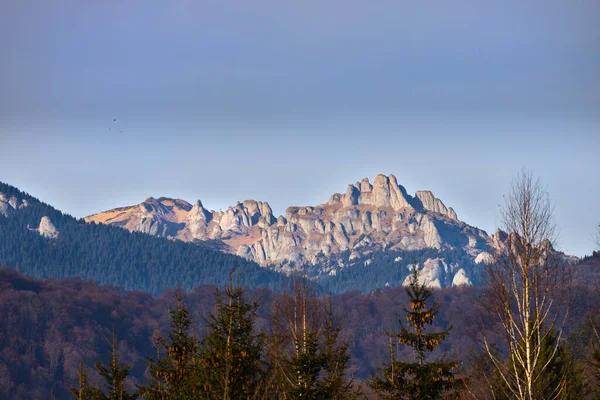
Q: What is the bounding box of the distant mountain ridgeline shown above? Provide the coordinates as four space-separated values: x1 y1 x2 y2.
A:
85 174 500 288
0 182 289 295
0 177 578 295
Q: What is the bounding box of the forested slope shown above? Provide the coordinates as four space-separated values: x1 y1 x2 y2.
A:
1 257 598 399
0 182 288 295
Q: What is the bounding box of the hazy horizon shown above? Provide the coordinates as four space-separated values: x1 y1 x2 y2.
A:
1 0 599 257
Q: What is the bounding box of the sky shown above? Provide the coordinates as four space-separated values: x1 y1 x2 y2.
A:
1 0 599 257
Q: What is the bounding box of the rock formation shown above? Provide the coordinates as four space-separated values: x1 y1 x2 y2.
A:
85 174 495 286
85 197 192 237
415 190 457 220
0 192 28 217
38 216 59 239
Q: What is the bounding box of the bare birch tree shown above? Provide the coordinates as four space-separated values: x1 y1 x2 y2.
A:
482 170 570 400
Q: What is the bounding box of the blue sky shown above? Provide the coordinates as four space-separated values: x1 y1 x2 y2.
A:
1 0 599 256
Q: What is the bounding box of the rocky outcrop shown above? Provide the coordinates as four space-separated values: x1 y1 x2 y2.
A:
38 216 59 239
474 251 494 265
180 199 276 242
327 174 414 210
0 192 29 216
401 258 471 288
415 191 457 220
452 268 472 286
85 174 494 285
86 197 192 237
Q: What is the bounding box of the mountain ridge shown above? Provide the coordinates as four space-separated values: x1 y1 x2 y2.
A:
0 181 289 296
85 174 495 286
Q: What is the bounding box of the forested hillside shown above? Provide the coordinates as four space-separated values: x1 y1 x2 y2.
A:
0 181 488 296
316 246 485 293
1 256 598 399
0 182 288 295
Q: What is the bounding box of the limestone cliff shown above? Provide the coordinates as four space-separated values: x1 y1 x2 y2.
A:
85 174 494 286
86 197 192 237
0 192 29 216
37 216 59 239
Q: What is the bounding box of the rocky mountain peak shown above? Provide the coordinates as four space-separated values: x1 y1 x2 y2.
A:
414 190 458 220
328 174 414 211
85 196 192 237
84 173 494 286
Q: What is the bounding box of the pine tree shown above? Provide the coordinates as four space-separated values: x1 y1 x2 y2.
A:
317 296 359 399
94 331 138 400
535 329 587 399
370 268 463 399
198 269 265 399
268 277 358 399
70 362 102 400
592 344 600 397
496 326 587 399
588 317 600 398
137 290 201 399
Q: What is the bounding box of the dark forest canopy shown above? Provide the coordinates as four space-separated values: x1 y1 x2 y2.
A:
0 258 598 399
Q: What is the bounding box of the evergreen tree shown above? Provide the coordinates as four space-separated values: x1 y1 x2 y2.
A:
535 329 586 399
317 296 358 399
268 277 358 399
588 317 600 397
137 290 201 399
370 268 463 399
70 362 102 400
198 269 265 399
496 326 587 399
94 331 138 400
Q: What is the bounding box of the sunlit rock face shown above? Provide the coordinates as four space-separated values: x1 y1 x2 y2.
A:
401 258 471 288
0 192 29 217
38 216 59 239
85 197 193 237
85 174 495 284
475 251 494 265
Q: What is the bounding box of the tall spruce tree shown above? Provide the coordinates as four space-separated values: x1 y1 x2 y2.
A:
496 326 587 399
534 329 586 399
70 362 102 400
197 270 265 399
589 316 600 397
317 296 357 399
268 277 358 399
370 268 462 399
137 290 201 399
94 331 138 400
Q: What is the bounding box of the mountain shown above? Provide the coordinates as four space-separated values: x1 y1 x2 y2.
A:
85 196 193 237
0 182 289 295
2 176 576 294
87 174 495 287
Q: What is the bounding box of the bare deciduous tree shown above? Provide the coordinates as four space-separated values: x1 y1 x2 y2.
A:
482 170 570 400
